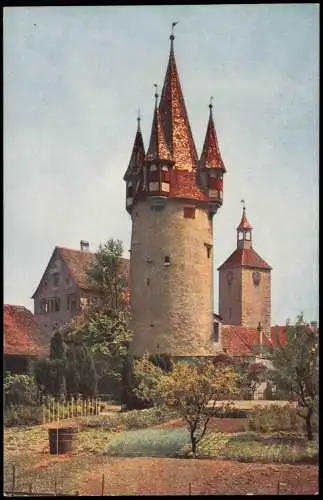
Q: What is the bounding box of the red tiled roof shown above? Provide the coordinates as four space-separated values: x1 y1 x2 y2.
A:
237 208 253 230
199 104 226 172
221 324 287 357
158 37 198 172
4 305 50 356
146 106 172 162
124 119 146 180
218 247 271 271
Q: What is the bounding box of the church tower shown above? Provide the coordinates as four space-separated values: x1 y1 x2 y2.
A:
124 28 226 356
218 205 272 332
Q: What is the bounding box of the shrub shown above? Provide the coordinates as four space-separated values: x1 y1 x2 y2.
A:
208 406 248 418
247 405 304 434
80 406 176 430
176 432 230 458
4 405 42 427
4 372 38 407
105 427 190 457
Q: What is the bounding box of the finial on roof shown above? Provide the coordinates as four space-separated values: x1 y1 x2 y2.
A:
241 199 246 213
209 96 214 110
153 83 159 107
137 108 141 131
170 21 178 41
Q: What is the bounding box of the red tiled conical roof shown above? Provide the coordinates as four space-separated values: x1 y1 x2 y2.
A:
158 36 198 171
124 117 146 180
200 103 226 171
237 207 253 230
146 104 172 162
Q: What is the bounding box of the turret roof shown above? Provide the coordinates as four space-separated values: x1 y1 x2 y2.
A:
158 35 198 171
124 117 145 180
146 101 172 162
237 207 253 230
199 102 226 171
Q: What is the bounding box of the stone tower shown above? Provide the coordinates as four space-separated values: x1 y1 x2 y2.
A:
218 206 272 332
124 30 227 356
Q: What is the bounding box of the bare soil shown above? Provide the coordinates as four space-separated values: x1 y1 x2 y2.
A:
80 458 318 495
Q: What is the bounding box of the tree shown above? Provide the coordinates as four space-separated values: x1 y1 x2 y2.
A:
85 238 129 313
134 357 237 457
268 313 319 440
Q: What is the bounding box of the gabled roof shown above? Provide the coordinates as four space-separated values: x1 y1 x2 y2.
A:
146 105 172 162
124 118 146 180
199 104 226 172
221 324 287 357
4 305 50 356
158 36 198 171
32 246 130 298
218 247 271 271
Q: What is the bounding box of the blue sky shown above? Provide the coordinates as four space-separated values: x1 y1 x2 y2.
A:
4 4 319 325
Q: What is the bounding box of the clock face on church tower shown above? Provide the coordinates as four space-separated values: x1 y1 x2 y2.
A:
227 271 233 286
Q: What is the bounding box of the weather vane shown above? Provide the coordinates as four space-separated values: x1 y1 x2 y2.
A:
171 21 179 37
209 96 214 108
241 199 246 211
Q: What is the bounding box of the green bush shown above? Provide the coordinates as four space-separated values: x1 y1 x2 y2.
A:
4 405 42 427
221 434 318 463
247 405 305 434
105 427 190 457
176 432 230 458
208 406 248 418
4 372 38 407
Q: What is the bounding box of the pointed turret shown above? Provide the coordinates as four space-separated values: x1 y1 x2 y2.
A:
237 203 253 249
145 87 173 198
199 98 226 211
124 114 146 212
158 31 198 171
146 88 172 163
200 98 226 172
124 114 145 180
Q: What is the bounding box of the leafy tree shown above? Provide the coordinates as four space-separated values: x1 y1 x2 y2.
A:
268 314 319 440
134 357 237 457
85 238 129 313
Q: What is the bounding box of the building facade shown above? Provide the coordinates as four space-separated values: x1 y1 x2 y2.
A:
32 242 129 339
124 30 227 356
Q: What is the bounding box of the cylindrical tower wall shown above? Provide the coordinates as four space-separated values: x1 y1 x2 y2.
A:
129 198 216 356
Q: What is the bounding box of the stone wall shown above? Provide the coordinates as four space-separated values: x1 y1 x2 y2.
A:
218 267 242 325
129 198 220 356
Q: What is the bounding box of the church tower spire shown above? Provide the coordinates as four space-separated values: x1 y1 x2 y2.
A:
237 201 253 249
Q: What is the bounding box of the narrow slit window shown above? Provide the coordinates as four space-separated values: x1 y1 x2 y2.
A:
146 277 150 286
164 256 170 266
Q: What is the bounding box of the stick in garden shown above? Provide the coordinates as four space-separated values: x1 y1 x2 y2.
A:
54 476 57 495
57 400 60 423
11 465 16 496
101 474 105 496
29 483 32 495
188 483 191 496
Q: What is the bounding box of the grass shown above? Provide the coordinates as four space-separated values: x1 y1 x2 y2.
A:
105 427 190 457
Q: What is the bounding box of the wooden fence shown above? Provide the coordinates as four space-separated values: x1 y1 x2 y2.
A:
42 397 101 425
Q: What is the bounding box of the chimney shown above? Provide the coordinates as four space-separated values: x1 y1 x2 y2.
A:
80 240 89 252
310 321 318 332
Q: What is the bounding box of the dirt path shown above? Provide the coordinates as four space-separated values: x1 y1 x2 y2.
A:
80 458 318 495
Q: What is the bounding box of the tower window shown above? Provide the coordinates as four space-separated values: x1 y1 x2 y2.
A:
146 277 150 286
164 256 170 266
150 164 157 171
53 273 60 287
213 323 219 342
184 207 196 219
204 243 212 258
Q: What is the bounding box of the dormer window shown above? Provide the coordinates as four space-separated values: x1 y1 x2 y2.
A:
127 181 133 197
